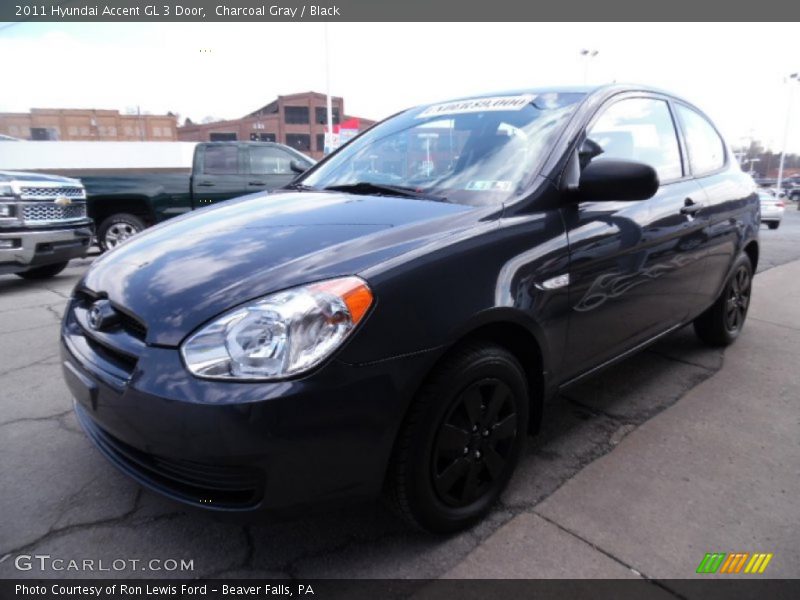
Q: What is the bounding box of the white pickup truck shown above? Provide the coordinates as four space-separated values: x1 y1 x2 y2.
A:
0 171 93 279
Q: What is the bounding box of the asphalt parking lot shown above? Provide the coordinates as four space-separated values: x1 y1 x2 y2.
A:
1 208 799 583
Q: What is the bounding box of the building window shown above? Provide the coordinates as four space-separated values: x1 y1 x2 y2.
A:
315 107 340 125
108 126 117 136
30 127 59 141
209 132 237 141
80 126 89 136
67 126 78 136
284 106 310 124
152 127 162 137
286 134 311 152
316 134 325 152
124 126 134 136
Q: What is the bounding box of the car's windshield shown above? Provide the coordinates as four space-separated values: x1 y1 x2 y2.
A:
301 92 586 206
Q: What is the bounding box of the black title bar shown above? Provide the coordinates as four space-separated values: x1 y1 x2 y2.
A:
1 0 799 22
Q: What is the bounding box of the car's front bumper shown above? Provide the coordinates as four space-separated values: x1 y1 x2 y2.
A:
0 223 93 274
60 302 436 514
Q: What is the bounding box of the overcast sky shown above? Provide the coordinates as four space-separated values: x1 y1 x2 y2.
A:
1 22 799 153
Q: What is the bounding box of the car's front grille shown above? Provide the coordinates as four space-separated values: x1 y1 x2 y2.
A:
19 186 85 200
22 202 87 222
68 289 149 378
75 404 265 509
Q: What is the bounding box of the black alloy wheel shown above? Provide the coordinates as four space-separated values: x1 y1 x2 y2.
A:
694 253 753 346
432 378 518 507
385 342 529 533
724 264 751 334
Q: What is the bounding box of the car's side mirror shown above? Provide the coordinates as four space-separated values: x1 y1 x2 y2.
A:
579 159 659 202
290 160 309 174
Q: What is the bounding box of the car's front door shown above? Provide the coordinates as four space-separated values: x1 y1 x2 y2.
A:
559 95 709 381
245 145 303 192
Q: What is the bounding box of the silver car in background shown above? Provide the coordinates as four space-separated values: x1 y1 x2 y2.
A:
759 190 785 229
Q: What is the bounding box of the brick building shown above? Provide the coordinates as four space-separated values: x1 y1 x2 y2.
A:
177 91 376 159
0 108 178 142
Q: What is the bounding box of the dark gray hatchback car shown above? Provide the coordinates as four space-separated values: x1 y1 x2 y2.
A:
62 85 758 532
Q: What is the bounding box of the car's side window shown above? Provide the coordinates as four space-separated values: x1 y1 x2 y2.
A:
587 97 683 182
203 145 239 175
674 104 726 176
249 146 294 175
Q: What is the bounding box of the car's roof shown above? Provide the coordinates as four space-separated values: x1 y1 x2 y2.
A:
429 84 677 102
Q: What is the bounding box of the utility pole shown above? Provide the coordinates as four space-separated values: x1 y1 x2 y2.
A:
776 73 798 195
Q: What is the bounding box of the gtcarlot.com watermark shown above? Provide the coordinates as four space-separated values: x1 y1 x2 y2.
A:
9 554 194 573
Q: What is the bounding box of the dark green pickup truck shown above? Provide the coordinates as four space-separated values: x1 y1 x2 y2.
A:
80 142 314 250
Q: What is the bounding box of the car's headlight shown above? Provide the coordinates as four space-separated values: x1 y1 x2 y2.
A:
181 276 373 380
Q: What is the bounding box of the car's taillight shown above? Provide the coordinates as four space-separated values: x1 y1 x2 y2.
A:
776 202 785 208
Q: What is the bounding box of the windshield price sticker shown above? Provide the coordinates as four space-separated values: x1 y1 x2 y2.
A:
465 180 513 191
416 95 537 118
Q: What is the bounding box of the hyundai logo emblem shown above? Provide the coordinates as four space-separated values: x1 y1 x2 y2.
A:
87 300 117 331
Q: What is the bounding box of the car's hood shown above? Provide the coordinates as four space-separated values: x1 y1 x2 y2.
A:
81 191 485 346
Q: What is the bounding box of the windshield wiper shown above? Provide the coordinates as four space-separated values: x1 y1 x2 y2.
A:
323 182 446 202
283 182 317 191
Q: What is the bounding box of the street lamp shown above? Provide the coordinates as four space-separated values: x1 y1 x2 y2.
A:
776 72 799 196
580 49 599 85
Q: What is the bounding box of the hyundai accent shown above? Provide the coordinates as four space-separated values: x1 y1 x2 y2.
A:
61 85 759 532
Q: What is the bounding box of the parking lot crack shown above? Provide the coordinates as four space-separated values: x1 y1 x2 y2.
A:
646 350 718 371
0 353 60 378
0 488 174 559
748 316 800 332
531 510 689 599
0 409 72 429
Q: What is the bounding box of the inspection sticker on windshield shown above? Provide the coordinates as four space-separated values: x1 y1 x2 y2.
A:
416 94 536 119
465 180 513 191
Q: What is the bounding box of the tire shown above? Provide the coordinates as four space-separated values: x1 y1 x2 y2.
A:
693 254 753 347
385 342 529 533
15 261 69 280
767 221 780 230
97 213 146 252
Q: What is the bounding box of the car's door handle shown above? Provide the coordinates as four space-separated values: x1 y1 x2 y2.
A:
248 181 267 186
680 198 703 215
195 181 215 187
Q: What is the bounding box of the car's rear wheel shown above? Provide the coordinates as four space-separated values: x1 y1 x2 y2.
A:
98 214 146 251
385 342 528 533
693 254 753 346
767 221 780 230
15 261 69 280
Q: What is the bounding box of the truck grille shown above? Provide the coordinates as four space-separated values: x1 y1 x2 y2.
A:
19 186 85 200
22 202 87 222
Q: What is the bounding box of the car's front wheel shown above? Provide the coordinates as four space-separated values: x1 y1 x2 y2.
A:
385 342 529 533
694 253 753 346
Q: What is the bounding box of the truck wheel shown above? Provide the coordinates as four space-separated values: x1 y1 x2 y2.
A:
693 254 753 347
384 342 528 533
98 214 146 251
767 222 780 230
16 261 69 280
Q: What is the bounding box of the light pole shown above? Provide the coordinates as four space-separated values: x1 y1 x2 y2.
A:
776 72 799 196
580 49 599 85
324 22 334 155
